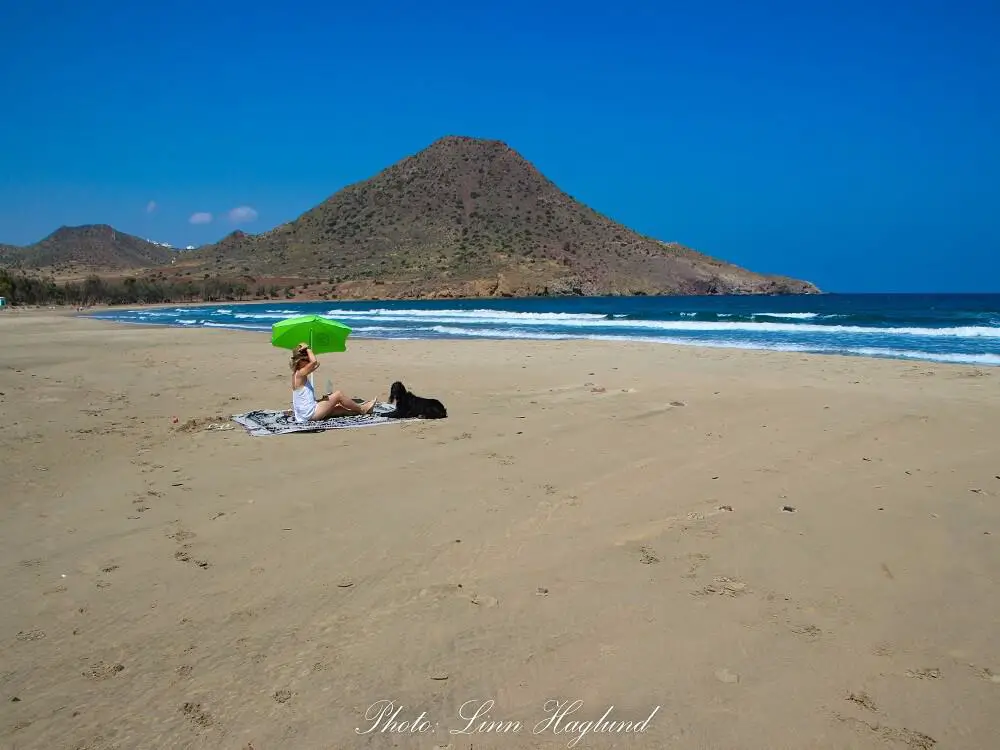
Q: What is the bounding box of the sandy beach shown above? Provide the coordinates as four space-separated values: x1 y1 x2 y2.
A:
1 311 998 749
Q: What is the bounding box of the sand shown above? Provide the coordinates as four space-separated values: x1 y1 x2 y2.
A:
1 311 998 750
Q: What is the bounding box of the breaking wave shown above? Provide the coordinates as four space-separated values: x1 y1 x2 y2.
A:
84 294 1000 367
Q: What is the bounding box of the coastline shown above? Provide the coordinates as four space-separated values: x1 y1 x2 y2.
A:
9 296 1000 370
75 293 1000 369
70 309 1000 372
2 313 998 748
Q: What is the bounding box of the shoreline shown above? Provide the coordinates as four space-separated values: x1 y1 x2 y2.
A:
4 303 997 370
76 305 1000 370
3 309 994 376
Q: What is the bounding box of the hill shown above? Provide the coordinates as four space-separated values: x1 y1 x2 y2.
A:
0 244 19 266
0 225 178 273
187 136 819 297
1 138 818 297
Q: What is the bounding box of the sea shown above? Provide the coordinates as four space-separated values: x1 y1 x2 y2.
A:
86 293 1000 367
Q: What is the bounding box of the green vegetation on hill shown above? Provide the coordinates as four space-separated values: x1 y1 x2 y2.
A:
0 225 177 272
0 269 292 306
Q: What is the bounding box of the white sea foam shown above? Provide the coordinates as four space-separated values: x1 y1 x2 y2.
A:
202 322 268 331
752 312 820 319
428 325 574 340
835 348 1000 366
323 307 610 321
135 309 184 318
351 325 429 334
259 307 1000 339
202 320 429 336
424 326 1000 365
183 305 1000 340
232 312 300 321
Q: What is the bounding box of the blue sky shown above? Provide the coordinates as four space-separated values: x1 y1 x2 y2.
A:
1 0 997 292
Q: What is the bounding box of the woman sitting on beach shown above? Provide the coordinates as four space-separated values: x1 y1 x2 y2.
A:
290 343 377 423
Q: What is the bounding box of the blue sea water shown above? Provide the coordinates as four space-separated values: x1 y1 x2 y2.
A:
86 294 1000 367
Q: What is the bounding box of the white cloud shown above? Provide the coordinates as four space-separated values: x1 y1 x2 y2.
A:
145 200 157 214
227 205 258 224
189 212 213 225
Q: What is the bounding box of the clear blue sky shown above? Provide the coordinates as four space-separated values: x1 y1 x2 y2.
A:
1 0 998 292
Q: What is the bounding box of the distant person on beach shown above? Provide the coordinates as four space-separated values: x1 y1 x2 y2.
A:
289 343 377 422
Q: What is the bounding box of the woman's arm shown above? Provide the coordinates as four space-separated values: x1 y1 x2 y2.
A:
300 343 321 374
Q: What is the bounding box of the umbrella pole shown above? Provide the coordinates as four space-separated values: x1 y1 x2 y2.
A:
309 330 315 392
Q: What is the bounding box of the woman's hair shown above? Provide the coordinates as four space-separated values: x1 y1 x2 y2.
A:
290 344 310 371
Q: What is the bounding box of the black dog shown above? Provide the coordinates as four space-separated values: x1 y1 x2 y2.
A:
386 381 447 419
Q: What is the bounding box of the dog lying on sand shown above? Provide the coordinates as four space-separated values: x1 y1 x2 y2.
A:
385 381 447 419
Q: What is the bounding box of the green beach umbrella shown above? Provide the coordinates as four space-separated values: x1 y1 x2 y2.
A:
271 314 353 354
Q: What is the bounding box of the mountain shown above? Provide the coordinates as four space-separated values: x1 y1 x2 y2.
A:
2 138 818 297
0 225 178 273
0 244 19 266
187 136 819 297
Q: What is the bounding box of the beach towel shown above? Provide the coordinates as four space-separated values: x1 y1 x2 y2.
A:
231 401 411 437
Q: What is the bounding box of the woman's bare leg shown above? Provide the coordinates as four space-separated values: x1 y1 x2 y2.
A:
312 392 377 419
312 402 357 419
329 390 373 414
329 391 357 410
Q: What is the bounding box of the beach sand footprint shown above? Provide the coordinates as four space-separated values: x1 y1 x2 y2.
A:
470 594 500 607
174 415 230 433
171 555 202 570
639 545 661 565
169 529 210 568
693 576 749 597
681 552 710 579
485 452 515 466
834 713 936 749
83 662 124 680
789 623 823 640
228 608 256 623
975 667 1000 684
846 691 879 712
180 702 213 729
905 668 941 680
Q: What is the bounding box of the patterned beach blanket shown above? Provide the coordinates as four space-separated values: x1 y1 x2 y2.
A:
232 401 411 437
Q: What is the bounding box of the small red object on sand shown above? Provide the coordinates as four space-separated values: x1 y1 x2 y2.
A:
171 416 179 423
